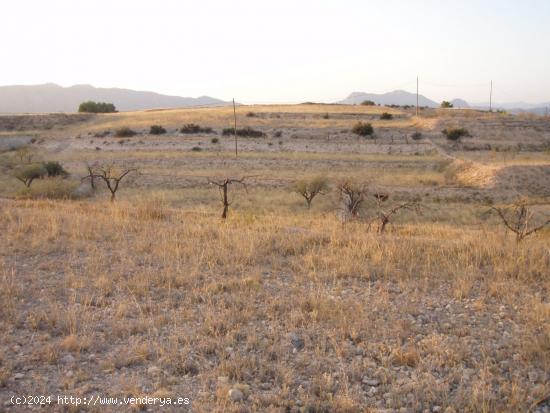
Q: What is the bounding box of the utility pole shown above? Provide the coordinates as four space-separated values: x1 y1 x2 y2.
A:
489 80 493 112
233 98 237 157
416 76 419 116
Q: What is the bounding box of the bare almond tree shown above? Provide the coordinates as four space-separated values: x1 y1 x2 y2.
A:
208 177 248 219
490 199 550 242
292 176 329 209
376 200 421 233
338 181 367 219
81 163 97 190
91 164 138 202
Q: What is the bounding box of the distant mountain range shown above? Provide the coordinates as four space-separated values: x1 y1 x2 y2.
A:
0 83 548 115
339 90 550 114
0 83 230 113
339 90 438 107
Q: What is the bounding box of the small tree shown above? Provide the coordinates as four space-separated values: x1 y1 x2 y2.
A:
14 164 47 187
208 177 248 219
352 122 374 137
91 164 137 201
338 181 367 218
361 100 376 106
490 199 550 242
292 176 329 209
441 101 454 108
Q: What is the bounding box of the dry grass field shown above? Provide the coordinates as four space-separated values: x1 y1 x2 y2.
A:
1 104 550 412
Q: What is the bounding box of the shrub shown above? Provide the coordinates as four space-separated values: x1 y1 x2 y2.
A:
442 127 470 141
273 131 282 138
14 163 47 187
222 127 266 138
352 122 374 137
411 132 423 140
246 112 256 117
114 127 136 137
322 113 329 119
441 101 454 108
211 137 219 144
361 100 376 106
380 112 393 120
42 161 68 177
180 124 213 134
78 101 117 113
191 146 202 152
149 125 166 135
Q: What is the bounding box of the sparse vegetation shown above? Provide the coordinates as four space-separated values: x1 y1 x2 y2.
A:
1 104 549 413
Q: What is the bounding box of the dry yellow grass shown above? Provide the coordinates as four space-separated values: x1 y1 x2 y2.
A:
1 105 550 412
1 198 549 412
51 104 425 134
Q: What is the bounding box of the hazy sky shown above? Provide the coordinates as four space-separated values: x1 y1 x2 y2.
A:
2 0 550 104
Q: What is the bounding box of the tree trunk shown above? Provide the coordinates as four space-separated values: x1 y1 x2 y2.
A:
221 183 228 219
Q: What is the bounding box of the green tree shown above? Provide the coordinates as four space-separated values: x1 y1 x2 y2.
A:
14 164 47 187
78 101 117 113
292 176 329 209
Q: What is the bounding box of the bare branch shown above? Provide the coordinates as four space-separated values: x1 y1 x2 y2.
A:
207 176 252 219
490 200 550 242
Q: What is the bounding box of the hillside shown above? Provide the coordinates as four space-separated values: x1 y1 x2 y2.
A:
0 83 230 113
339 90 439 107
